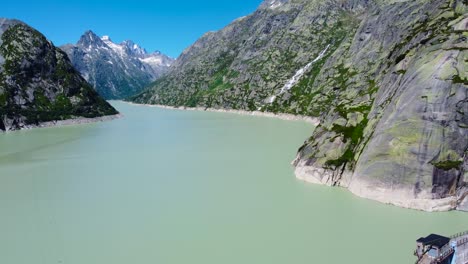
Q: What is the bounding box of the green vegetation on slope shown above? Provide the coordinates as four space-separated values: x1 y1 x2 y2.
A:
0 21 117 131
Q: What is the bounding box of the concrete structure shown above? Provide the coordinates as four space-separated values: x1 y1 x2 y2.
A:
415 231 468 264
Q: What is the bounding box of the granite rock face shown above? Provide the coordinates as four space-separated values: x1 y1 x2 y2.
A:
132 0 368 111
61 31 174 99
459 194 468 212
131 0 468 211
293 0 468 211
0 19 118 132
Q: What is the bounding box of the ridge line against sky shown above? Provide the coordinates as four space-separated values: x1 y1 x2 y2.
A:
3 0 263 58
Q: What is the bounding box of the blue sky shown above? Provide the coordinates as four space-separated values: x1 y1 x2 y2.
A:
3 0 262 58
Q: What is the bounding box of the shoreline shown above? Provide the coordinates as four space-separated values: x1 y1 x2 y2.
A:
294 161 466 212
2 114 122 133
127 101 467 213
125 101 320 125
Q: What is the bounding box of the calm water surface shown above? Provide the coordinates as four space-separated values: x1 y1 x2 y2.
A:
0 101 467 264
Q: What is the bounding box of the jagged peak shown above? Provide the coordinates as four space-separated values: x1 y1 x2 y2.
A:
121 40 148 56
83 30 99 38
78 30 104 47
101 35 112 42
71 30 173 61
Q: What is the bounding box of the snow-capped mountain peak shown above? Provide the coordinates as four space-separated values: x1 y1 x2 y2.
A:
122 40 147 57
61 31 175 99
78 30 106 48
101 35 111 41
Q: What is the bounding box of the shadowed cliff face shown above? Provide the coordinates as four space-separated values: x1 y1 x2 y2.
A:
131 0 467 211
0 19 117 131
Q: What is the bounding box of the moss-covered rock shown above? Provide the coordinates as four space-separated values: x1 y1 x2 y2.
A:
0 18 118 131
129 0 468 211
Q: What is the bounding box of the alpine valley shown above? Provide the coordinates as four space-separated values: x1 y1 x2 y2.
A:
1 1 468 263
61 31 174 99
131 0 468 211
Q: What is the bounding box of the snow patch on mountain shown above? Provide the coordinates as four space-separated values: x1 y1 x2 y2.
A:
269 0 283 9
61 30 175 99
261 0 289 9
267 44 330 103
140 56 172 67
101 36 125 57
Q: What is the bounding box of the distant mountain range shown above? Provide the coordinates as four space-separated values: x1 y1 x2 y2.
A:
0 18 117 131
61 31 174 99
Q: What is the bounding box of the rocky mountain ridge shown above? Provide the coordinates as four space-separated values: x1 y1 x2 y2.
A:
0 18 118 132
61 31 174 99
131 0 468 211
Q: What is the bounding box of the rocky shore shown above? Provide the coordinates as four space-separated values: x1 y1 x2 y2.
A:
131 100 468 212
126 102 320 125
294 160 468 212
2 114 122 132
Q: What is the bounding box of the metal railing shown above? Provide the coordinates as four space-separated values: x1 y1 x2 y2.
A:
416 232 468 264
456 237 468 247
430 248 455 264
450 230 468 239
426 236 468 264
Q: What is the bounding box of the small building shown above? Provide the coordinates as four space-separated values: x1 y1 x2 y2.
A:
416 234 451 259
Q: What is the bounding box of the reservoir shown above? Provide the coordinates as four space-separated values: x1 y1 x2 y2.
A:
0 101 467 264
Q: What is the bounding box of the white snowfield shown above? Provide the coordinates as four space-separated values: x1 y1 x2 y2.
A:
99 35 172 69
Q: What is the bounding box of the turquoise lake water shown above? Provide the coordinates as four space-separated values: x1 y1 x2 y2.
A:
0 101 467 264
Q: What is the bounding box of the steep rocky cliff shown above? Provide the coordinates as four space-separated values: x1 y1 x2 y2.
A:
61 31 174 99
131 0 468 211
0 19 118 132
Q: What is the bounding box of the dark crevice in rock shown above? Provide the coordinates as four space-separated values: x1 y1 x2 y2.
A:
0 118 5 131
431 168 460 199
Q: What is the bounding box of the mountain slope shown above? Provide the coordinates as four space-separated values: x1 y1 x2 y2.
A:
131 0 468 211
61 32 174 99
0 18 118 132
131 0 366 110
